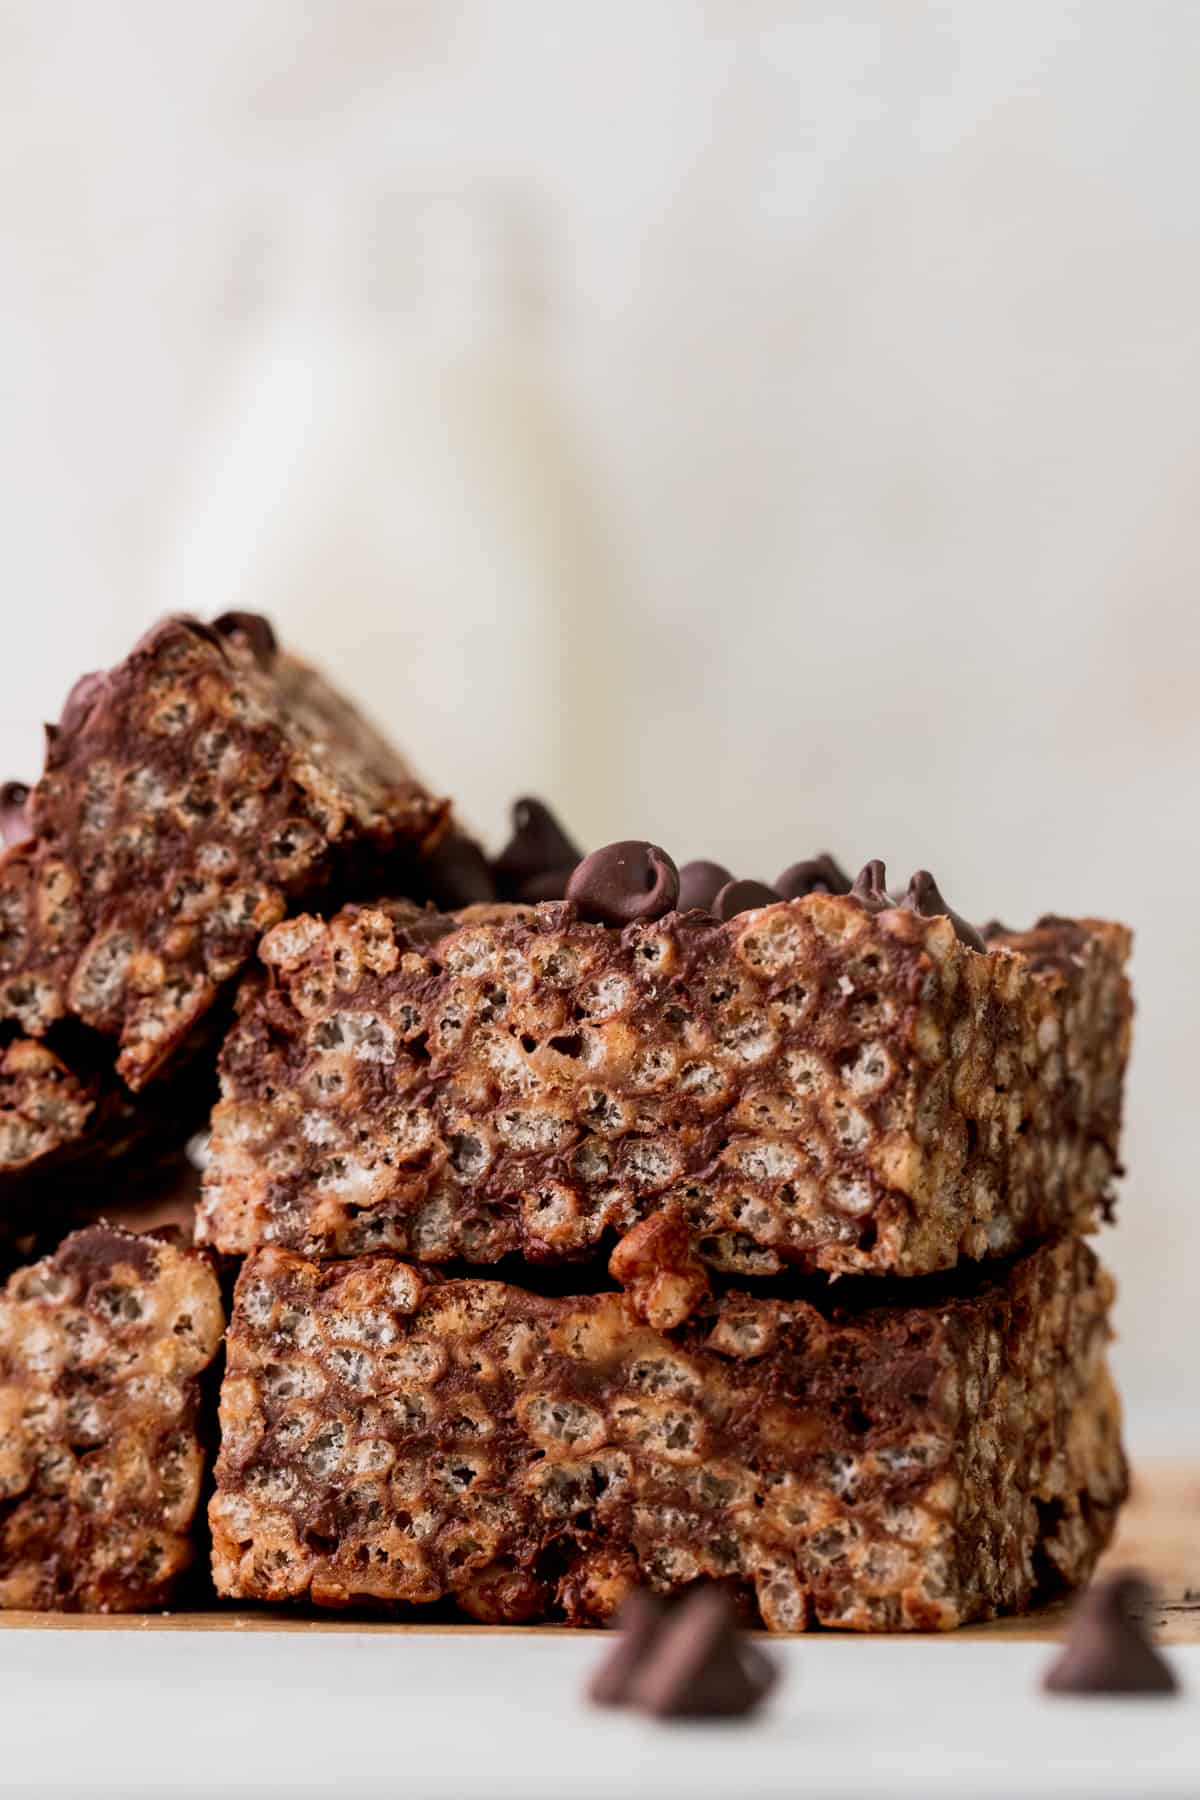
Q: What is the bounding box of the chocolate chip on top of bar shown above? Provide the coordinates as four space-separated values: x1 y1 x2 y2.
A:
493 797 581 903
566 841 680 925
849 857 892 914
676 860 733 911
775 854 851 899
212 610 278 665
557 831 986 945
901 869 987 953
486 800 985 946
712 877 780 921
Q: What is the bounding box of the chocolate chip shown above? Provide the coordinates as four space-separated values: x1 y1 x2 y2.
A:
900 870 986 953
58 671 107 738
0 782 32 849
423 829 497 908
775 853 851 898
676 860 733 912
493 798 581 902
1042 1572 1179 1696
566 841 679 926
849 859 893 914
587 1588 670 1707
133 614 224 659
513 865 576 902
628 1586 778 1720
212 611 278 665
713 879 781 921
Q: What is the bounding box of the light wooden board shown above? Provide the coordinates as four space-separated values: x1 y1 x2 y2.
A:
0 1458 1194 1639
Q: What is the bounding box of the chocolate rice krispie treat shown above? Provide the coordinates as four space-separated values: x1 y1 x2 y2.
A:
210 1234 1124 1630
0 1224 223 1610
198 874 1131 1282
0 613 450 1184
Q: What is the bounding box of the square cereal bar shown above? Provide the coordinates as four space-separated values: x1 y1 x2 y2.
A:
0 1225 223 1610
199 894 1130 1280
0 614 448 1183
210 1235 1124 1630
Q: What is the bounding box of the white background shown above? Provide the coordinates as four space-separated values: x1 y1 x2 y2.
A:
0 1630 1197 1798
1 2 1197 1452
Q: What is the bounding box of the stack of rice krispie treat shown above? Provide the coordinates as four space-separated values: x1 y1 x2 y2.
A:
0 617 1133 1624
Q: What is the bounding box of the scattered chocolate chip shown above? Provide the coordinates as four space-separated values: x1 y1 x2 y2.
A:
493 797 582 902
1042 1572 1179 1696
423 829 497 908
628 1586 778 1720
0 781 32 849
588 1588 671 1707
676 860 734 912
566 841 679 927
713 879 781 921
849 859 893 913
774 853 851 898
212 611 278 665
900 870 987 953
